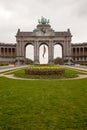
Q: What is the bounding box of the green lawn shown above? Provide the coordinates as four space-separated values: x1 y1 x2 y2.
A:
0 76 87 130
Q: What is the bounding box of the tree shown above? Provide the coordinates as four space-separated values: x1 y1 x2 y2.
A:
25 58 33 65
54 57 63 65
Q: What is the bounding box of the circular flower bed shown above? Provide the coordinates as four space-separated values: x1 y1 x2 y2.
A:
25 66 65 75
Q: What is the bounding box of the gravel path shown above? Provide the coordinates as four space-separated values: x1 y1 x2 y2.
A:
0 74 87 80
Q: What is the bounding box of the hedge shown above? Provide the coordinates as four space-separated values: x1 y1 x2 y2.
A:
25 69 65 75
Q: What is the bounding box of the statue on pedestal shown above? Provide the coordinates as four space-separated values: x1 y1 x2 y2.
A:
38 16 50 25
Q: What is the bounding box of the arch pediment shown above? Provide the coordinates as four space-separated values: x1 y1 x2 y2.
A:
33 24 55 36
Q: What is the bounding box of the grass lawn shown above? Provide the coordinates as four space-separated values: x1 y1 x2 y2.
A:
0 76 87 130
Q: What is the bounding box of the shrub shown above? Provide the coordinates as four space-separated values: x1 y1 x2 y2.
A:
54 57 63 65
25 58 33 65
0 64 9 66
25 69 65 75
80 62 87 66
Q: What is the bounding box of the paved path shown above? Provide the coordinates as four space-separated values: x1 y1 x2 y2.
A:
0 65 28 72
0 74 87 80
64 65 87 71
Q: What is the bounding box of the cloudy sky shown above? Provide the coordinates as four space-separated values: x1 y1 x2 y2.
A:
0 0 87 44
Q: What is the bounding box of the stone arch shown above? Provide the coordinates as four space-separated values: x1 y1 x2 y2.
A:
24 42 34 61
39 42 49 48
15 19 72 65
53 42 63 59
24 42 34 48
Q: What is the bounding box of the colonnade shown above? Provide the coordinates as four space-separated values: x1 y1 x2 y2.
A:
72 46 87 62
0 46 16 57
72 47 87 56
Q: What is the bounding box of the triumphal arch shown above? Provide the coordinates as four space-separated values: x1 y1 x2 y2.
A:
16 17 72 64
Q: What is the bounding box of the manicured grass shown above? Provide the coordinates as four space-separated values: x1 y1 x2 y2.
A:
0 77 87 129
6 65 87 79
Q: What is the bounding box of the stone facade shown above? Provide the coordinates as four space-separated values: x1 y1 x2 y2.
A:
0 20 87 64
71 43 87 63
16 23 72 64
0 43 16 64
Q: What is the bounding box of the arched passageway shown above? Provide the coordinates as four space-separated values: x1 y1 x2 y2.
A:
54 44 62 59
54 44 63 64
39 44 48 64
25 44 34 64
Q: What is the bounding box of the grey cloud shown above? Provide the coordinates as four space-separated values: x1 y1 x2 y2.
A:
0 0 87 43
72 0 87 18
78 1 87 17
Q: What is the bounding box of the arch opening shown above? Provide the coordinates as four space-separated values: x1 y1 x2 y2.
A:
54 44 63 64
39 43 48 64
25 44 34 64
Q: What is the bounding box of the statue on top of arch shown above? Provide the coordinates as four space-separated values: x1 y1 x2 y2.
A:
38 16 50 25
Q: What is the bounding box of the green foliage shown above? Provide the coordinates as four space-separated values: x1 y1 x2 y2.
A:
25 58 33 64
54 57 63 65
0 77 87 129
80 62 87 66
0 63 9 66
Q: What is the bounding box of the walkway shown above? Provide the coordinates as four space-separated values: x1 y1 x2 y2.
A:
0 73 87 81
64 65 87 71
0 65 28 73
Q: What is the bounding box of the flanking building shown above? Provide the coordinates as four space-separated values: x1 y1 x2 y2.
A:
0 43 16 64
71 43 87 63
0 17 87 64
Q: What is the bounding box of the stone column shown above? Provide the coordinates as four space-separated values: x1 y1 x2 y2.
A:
67 40 71 57
63 40 67 58
3 48 5 57
22 43 25 57
64 37 72 64
7 48 9 56
0 47 1 56
4 48 6 56
48 41 54 64
75 48 77 56
78 47 80 56
34 41 39 64
1 47 2 56
83 47 84 56
64 37 69 58
65 37 68 57
11 48 13 56
16 41 22 65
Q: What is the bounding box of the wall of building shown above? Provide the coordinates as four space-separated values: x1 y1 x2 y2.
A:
71 43 87 63
0 43 16 64
0 29 87 65
0 42 87 64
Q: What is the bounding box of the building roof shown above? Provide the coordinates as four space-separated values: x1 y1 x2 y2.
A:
0 43 16 47
72 43 87 47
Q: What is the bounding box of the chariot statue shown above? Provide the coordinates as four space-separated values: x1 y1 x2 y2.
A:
38 16 50 25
